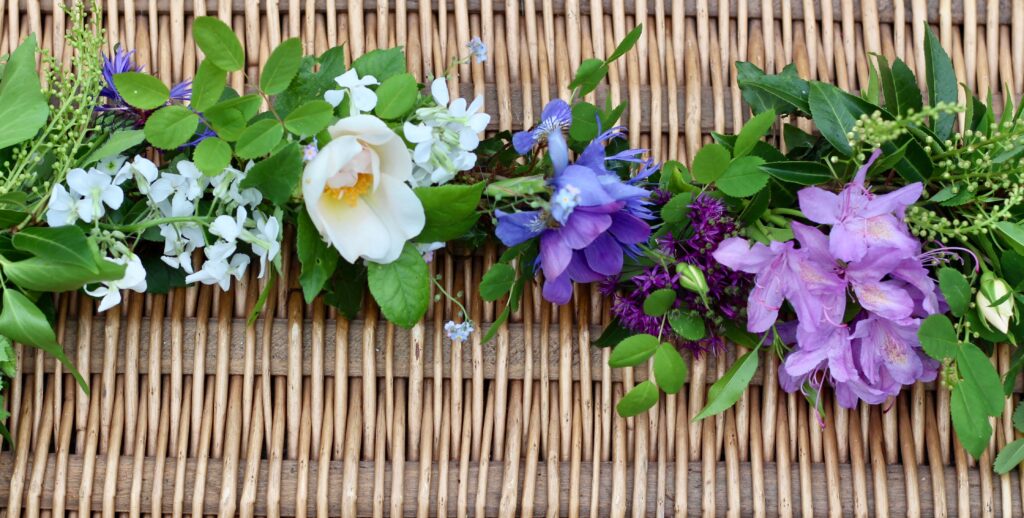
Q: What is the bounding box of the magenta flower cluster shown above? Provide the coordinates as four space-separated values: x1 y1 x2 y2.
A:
713 150 941 407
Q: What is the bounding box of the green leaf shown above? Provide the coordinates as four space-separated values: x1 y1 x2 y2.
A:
995 439 1024 474
1014 401 1024 433
951 382 993 459
190 60 227 112
413 182 484 242
734 109 776 158
593 318 631 348
204 94 262 141
642 288 676 317
82 130 146 166
284 100 334 136
668 310 706 341
323 260 367 320
653 343 687 394
938 267 972 317
260 38 303 94
239 142 303 206
923 25 957 139
875 55 922 116
484 175 548 199
1 255 125 292
193 16 245 71
609 334 660 368
616 380 659 417
660 193 693 224
716 156 768 197
957 343 1005 417
112 72 170 110
659 160 690 194
569 102 599 143
0 290 87 393
694 346 760 420
691 143 731 184
759 161 832 185
735 62 810 116
479 264 515 301
193 137 233 175
996 222 1024 256
143 105 199 149
807 81 874 156
0 35 49 149
366 243 430 328
374 73 418 120
569 58 608 96
12 226 97 273
917 314 959 360
607 24 643 62
296 208 339 303
235 119 284 159
351 48 406 81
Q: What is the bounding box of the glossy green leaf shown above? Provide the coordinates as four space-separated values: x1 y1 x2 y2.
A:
0 290 88 393
296 208 339 303
653 343 687 394
284 100 334 136
735 62 810 116
642 288 677 317
951 382 993 459
235 119 284 159
917 314 959 361
12 226 97 273
923 25 957 139
995 439 1024 474
957 343 1005 417
938 267 972 317
807 81 873 156
608 334 660 368
112 72 170 110
668 310 706 341
616 380 659 417
607 24 643 62
239 142 303 206
479 264 515 301
413 182 484 242
0 35 49 149
691 143 731 184
374 73 418 120
82 130 146 166
694 346 759 420
759 161 832 185
734 109 776 158
190 60 227 111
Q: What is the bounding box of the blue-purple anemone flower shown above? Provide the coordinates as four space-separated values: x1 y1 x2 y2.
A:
98 46 193 126
713 150 940 408
498 100 653 304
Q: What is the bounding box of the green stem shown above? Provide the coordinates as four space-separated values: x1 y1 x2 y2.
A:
105 216 212 233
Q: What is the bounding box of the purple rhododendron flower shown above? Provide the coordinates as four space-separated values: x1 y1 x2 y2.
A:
713 150 940 408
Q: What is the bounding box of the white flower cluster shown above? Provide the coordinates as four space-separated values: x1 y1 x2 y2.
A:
403 78 490 187
45 154 282 310
324 69 379 117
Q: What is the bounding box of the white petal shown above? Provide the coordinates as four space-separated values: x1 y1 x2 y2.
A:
324 88 346 107
66 169 94 195
101 185 124 210
431 78 450 106
326 116 413 182
458 128 480 150
350 87 378 113
96 290 121 312
403 122 433 143
316 196 392 263
413 142 433 164
334 69 360 88
359 174 426 263
301 136 366 230
448 98 467 117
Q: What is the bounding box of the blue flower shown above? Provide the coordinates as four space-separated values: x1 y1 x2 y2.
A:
512 99 572 172
466 37 488 63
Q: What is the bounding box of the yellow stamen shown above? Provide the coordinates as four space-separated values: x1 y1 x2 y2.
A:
325 173 373 206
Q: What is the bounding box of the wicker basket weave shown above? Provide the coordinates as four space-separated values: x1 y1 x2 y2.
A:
2 1 1023 516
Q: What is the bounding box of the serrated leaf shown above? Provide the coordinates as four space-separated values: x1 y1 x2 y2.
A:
609 334 660 368
668 310 706 341
413 182 484 242
284 100 334 136
143 105 199 149
193 137 232 175
479 264 515 301
951 382 993 459
917 314 959 361
239 142 303 205
193 16 245 71
374 73 418 120
82 130 146 166
190 60 227 112
995 439 1024 474
734 109 776 158
938 267 972 317
366 243 431 328
112 72 170 110
261 38 303 94
691 143 731 184
235 119 284 159
716 156 768 197
957 343 1005 417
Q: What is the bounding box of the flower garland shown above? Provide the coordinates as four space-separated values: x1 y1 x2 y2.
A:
1 2 1023 478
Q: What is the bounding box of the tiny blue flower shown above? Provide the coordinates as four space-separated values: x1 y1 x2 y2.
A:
467 37 488 63
444 320 475 342
550 184 581 224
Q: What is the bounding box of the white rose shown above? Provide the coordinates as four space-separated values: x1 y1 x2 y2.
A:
302 115 425 264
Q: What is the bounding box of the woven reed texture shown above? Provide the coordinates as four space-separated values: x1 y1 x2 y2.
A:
3 1 1024 516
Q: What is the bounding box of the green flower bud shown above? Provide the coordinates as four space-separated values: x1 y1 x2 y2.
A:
976 272 1015 334
676 263 708 296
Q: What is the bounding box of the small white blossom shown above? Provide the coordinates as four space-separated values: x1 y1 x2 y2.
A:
84 254 148 312
210 206 248 245
324 69 379 115
66 167 124 223
415 241 445 263
159 223 204 273
45 184 84 227
113 156 159 194
248 211 281 278
185 241 249 290
404 78 491 187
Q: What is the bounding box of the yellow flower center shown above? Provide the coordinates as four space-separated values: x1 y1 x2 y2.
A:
325 173 373 206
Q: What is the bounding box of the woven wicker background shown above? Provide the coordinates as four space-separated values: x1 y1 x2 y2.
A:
2 0 1023 516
